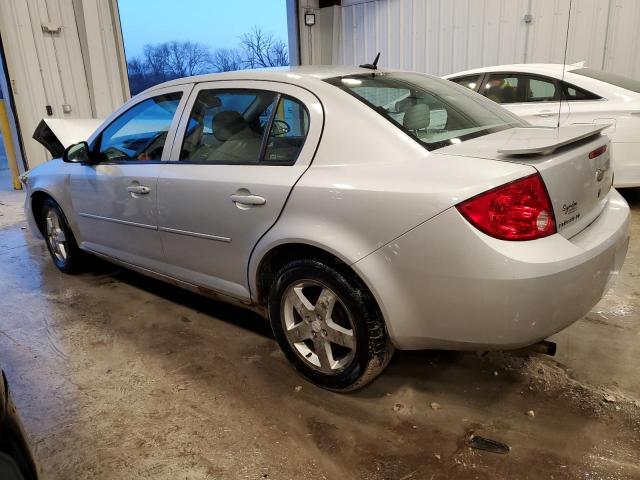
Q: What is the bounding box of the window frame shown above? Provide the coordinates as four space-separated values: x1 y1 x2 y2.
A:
448 74 483 92
87 84 193 165
168 80 314 167
478 71 606 105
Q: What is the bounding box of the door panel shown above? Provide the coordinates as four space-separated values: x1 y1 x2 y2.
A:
71 164 163 268
70 86 191 269
157 164 308 299
158 81 323 300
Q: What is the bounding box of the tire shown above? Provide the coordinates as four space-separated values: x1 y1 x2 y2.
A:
40 198 84 273
268 258 394 392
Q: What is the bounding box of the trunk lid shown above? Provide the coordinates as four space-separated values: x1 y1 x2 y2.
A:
434 125 613 239
33 118 104 158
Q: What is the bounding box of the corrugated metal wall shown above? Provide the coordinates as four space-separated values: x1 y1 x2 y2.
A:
0 0 129 168
340 0 640 80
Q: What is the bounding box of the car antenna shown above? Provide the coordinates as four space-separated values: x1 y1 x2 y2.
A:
360 52 381 70
558 0 572 129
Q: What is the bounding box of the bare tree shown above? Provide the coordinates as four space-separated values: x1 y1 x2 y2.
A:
240 26 289 68
210 48 244 72
126 30 289 95
166 41 212 77
143 43 170 82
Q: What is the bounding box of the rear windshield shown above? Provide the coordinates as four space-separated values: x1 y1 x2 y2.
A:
572 68 640 94
325 72 524 151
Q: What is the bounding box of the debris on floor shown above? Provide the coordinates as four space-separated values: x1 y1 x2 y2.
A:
468 435 511 454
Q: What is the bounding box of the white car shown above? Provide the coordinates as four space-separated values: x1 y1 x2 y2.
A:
444 64 640 187
24 66 629 391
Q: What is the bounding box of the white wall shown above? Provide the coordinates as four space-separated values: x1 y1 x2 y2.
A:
0 0 129 169
330 0 640 80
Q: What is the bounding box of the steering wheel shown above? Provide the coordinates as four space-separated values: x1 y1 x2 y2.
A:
102 146 129 161
135 131 168 160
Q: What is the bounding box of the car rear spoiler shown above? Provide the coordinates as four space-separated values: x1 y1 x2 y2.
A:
497 124 609 156
33 118 104 158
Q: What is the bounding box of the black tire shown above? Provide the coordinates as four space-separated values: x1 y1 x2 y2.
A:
40 198 84 273
268 258 393 391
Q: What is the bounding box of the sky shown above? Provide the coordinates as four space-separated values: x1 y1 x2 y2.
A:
118 0 289 59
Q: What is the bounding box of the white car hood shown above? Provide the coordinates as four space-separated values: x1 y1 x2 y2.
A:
33 118 104 158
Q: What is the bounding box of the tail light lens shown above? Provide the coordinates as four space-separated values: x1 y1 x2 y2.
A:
456 173 556 241
589 144 607 159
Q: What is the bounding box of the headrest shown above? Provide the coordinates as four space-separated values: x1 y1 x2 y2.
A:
403 103 430 131
212 111 246 141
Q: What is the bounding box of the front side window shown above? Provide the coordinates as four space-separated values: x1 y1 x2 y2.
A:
450 75 482 91
326 72 523 151
97 93 182 161
181 90 277 164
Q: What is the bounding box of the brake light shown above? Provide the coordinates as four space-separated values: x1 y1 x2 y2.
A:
589 145 607 159
456 173 556 241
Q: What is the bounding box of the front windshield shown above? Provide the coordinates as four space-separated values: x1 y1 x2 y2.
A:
325 72 524 151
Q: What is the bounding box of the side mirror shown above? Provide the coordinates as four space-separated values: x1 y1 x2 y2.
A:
63 141 91 163
271 119 291 137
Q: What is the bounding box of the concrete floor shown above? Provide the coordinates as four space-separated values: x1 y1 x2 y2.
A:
0 188 639 480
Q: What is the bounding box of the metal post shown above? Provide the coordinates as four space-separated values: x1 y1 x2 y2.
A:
0 99 22 190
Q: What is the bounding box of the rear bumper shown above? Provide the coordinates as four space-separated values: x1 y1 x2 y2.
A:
354 189 630 350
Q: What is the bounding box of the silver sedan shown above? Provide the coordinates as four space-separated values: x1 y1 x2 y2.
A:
24 66 630 391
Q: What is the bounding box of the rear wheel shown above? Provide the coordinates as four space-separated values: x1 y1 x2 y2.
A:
268 258 393 391
41 198 84 273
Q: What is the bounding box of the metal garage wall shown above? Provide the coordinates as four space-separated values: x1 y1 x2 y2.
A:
339 0 640 80
0 0 129 169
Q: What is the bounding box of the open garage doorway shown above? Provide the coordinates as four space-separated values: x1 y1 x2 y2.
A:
0 34 24 192
118 0 293 95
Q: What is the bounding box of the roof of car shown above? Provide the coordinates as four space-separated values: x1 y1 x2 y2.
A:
144 65 381 94
444 63 582 79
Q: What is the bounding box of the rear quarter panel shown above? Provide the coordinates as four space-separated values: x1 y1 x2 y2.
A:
248 85 535 298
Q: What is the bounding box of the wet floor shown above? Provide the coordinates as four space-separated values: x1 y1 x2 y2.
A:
0 189 639 479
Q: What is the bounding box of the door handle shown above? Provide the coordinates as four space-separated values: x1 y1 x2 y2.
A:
127 185 150 195
535 110 556 118
230 193 266 207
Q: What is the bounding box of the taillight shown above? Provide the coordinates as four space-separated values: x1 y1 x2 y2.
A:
456 173 556 241
589 145 607 159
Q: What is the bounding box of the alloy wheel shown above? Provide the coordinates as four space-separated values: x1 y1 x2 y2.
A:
281 280 356 374
45 208 68 263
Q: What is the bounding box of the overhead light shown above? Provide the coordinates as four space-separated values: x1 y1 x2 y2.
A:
341 78 362 86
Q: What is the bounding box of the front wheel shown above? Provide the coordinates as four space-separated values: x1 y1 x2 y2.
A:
41 198 84 273
268 259 393 391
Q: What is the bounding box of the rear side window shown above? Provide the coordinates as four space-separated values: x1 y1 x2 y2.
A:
180 90 310 165
180 90 277 164
449 75 482 91
528 77 559 102
561 82 602 100
572 68 640 94
97 92 182 162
